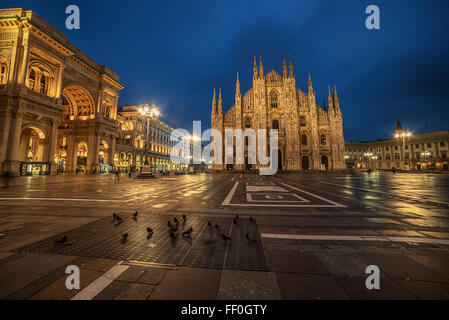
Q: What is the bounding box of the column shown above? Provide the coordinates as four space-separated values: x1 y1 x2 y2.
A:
5 110 24 175
48 119 59 175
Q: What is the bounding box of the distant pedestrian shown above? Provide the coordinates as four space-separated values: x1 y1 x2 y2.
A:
392 167 396 174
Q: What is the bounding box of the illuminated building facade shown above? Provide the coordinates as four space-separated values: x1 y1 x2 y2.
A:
345 120 449 171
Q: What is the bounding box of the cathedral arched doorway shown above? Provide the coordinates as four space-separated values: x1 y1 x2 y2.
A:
302 156 309 170
321 156 329 170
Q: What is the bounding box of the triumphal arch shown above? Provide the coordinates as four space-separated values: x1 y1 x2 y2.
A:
0 8 124 176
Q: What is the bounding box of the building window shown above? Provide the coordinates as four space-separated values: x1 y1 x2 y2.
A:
301 134 308 145
385 146 389 151
427 143 432 148
377 155 382 160
405 145 408 150
442 152 447 159
394 146 398 150
405 153 409 160
270 90 278 108
320 134 326 145
415 144 419 149
394 153 400 160
244 117 251 128
40 74 47 94
386 154 391 160
0 63 7 84
299 116 306 127
29 69 36 90
272 120 279 130
440 142 445 147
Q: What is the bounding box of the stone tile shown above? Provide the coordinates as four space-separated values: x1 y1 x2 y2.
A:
315 253 368 277
267 250 329 274
115 283 155 300
275 272 349 300
149 267 222 300
334 276 415 300
408 255 449 281
359 253 449 283
0 253 78 275
418 231 449 239
4 257 89 300
78 258 118 272
0 273 42 299
28 269 103 300
116 266 147 282
217 270 281 300
94 280 131 300
136 267 167 285
394 279 449 299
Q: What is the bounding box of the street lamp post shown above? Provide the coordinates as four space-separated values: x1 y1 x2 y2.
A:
138 104 160 173
394 130 412 170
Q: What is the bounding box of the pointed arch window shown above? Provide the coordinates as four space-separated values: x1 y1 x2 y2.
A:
272 120 279 130
299 116 306 127
301 134 308 145
320 134 326 145
244 116 252 128
270 90 278 108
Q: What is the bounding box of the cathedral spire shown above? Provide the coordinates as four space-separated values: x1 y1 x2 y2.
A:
235 72 241 97
211 88 217 114
289 55 294 78
253 56 258 79
259 56 264 78
282 56 287 78
328 85 334 113
333 85 341 114
308 70 314 95
218 88 223 114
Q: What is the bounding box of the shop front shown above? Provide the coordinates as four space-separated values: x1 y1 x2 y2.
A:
19 162 51 176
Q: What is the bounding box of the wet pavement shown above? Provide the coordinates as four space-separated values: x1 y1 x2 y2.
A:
0 171 448 299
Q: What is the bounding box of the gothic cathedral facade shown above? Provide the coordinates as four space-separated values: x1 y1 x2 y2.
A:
211 57 345 171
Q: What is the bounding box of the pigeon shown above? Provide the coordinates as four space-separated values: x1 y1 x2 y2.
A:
170 232 177 240
207 221 212 227
182 227 193 237
133 211 138 219
245 233 253 243
122 233 129 241
214 224 220 230
116 215 123 222
173 217 179 224
56 235 68 244
233 218 238 225
235 214 239 220
221 234 231 242
182 214 187 222
147 227 153 234
249 216 255 223
168 221 173 228
112 213 117 220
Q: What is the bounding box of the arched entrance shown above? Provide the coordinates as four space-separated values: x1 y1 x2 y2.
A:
62 85 95 120
76 142 88 173
302 156 309 170
321 156 329 170
18 126 50 176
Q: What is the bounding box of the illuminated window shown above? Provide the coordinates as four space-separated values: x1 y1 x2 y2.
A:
270 91 278 108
